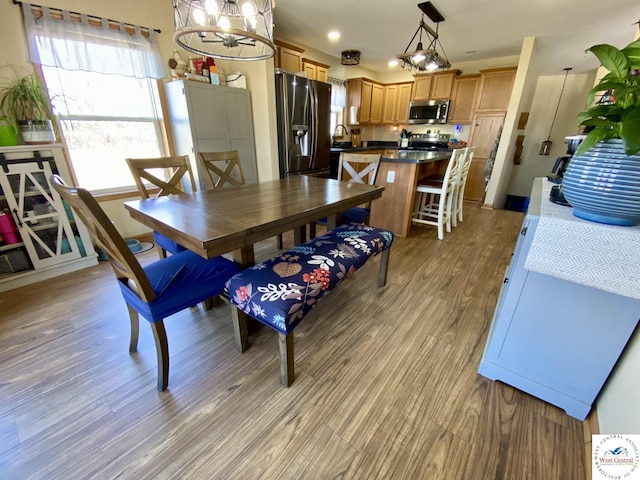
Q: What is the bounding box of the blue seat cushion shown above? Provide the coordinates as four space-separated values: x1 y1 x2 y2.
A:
119 250 239 322
153 231 189 255
341 207 370 224
226 224 393 334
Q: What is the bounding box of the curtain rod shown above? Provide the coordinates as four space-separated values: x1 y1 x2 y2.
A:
12 0 161 34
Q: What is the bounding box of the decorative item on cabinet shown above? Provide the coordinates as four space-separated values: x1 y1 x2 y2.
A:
513 135 525 165
0 144 97 292
517 112 529 130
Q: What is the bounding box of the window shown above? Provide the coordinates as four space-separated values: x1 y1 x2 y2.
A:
329 77 347 135
42 67 166 192
21 3 166 193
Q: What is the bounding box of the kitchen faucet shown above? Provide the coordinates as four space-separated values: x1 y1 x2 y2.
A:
332 124 349 146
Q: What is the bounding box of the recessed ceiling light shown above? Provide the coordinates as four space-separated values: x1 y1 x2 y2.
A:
328 31 340 40
388 60 399 67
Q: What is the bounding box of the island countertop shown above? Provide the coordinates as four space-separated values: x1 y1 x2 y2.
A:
381 150 451 164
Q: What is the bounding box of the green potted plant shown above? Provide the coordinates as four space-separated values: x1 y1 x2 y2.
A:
0 68 56 144
561 36 640 226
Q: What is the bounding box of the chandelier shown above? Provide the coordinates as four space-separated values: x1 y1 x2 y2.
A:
397 2 450 72
172 0 275 61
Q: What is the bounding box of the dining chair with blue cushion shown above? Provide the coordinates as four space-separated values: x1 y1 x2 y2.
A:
50 174 240 391
126 155 196 259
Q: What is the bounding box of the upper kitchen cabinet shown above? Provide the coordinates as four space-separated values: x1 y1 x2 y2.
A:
302 58 330 83
347 78 384 125
165 80 258 191
411 70 461 101
382 82 413 125
475 67 517 112
447 74 480 124
274 39 304 73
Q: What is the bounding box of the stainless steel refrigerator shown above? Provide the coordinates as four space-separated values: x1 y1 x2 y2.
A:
275 71 332 178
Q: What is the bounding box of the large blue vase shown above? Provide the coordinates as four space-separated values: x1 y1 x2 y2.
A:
562 139 640 226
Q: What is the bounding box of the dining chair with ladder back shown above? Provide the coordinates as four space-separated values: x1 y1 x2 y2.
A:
50 174 240 391
411 147 467 240
197 150 245 189
452 146 476 227
126 155 196 259
309 152 382 238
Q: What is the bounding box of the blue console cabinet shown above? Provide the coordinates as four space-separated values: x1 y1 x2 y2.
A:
478 180 640 420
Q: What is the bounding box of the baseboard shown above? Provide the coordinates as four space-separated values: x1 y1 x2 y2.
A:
583 407 600 479
481 203 493 210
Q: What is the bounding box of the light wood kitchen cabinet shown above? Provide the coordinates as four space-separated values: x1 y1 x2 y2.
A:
302 58 329 83
347 77 384 125
475 67 517 112
274 40 304 73
382 82 412 124
447 74 480 124
411 75 432 101
411 70 461 100
165 80 258 190
466 113 505 202
0 144 97 293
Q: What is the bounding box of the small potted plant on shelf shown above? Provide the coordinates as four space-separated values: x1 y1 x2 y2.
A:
0 67 56 145
560 35 640 226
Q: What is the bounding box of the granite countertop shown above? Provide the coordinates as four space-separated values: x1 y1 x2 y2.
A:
524 177 640 300
380 150 451 164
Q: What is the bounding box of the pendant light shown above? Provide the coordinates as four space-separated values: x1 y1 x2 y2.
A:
172 0 275 61
539 67 572 155
397 2 450 72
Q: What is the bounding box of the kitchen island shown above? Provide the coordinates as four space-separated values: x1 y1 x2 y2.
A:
478 178 640 420
369 150 451 237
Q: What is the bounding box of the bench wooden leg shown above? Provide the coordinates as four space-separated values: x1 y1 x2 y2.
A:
378 247 391 287
231 307 250 353
279 332 294 387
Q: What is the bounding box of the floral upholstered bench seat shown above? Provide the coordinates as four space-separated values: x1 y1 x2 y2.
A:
226 224 394 386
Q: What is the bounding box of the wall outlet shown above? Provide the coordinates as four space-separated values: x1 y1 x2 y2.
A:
387 170 395 183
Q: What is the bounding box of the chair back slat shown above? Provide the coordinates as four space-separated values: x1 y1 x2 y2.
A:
50 175 156 302
338 153 382 186
198 150 245 189
126 156 196 198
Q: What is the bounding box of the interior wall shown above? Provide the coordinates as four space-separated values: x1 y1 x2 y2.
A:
507 72 595 198
595 27 640 435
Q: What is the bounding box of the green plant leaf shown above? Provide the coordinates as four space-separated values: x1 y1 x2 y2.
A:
622 47 640 69
588 44 628 78
576 128 615 156
585 80 627 106
621 106 640 155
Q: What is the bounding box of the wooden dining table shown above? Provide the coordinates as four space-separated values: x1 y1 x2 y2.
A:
124 175 385 267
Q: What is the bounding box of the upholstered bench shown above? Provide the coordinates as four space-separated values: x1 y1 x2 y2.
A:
226 224 394 386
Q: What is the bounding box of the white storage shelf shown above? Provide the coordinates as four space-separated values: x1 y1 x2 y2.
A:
478 178 640 420
0 144 97 292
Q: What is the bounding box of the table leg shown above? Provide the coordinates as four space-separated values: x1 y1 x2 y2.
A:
293 225 307 245
233 245 255 268
327 213 341 230
232 244 261 335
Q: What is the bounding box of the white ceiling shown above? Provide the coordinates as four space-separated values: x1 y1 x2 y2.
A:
272 0 640 76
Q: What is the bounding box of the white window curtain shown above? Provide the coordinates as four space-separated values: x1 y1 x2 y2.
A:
328 77 347 107
22 3 165 79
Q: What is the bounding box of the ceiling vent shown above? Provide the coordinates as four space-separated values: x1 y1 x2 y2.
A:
341 50 361 66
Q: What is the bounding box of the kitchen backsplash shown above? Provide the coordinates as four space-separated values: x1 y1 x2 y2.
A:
360 124 471 144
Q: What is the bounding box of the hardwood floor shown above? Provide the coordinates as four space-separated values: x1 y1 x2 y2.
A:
0 202 586 479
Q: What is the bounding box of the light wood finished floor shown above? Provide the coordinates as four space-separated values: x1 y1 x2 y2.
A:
0 203 586 479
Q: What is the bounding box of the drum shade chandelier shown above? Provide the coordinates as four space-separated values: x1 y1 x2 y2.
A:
172 0 275 61
397 2 450 72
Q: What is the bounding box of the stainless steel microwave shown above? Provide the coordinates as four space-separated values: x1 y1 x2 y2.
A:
407 99 449 124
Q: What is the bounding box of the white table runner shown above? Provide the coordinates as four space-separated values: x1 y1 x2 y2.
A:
524 180 640 300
